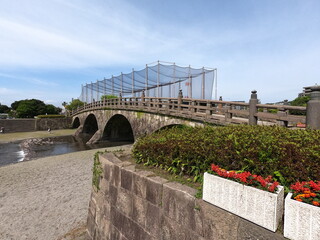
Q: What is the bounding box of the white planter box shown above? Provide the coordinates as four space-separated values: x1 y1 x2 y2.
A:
202 172 284 232
284 193 320 240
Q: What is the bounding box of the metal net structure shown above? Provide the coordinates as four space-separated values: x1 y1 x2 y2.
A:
79 61 217 103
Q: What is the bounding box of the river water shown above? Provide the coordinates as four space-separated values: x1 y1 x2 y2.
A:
0 135 131 167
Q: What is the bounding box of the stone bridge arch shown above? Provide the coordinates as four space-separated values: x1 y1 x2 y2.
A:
73 110 203 144
102 114 134 142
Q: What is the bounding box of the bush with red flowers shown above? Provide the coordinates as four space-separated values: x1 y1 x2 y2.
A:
210 164 279 193
290 181 320 207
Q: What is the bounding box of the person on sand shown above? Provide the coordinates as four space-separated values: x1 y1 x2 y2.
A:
0 127 4 133
47 127 51 133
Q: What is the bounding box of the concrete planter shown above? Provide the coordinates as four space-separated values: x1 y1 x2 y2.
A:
284 193 320 240
202 172 284 232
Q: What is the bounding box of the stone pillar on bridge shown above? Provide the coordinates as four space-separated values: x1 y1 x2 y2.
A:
277 99 288 127
141 90 145 107
119 93 122 106
306 85 320 129
178 89 183 111
249 90 258 125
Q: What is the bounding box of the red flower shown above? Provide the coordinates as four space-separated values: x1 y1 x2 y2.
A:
312 201 320 206
210 164 278 193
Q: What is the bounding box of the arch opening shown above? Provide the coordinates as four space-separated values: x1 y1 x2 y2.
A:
102 114 134 142
81 114 99 142
72 117 80 129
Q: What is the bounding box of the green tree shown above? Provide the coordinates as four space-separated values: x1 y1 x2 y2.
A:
65 99 84 111
290 96 310 115
11 100 23 110
15 99 47 118
0 103 10 113
45 104 62 114
101 95 118 101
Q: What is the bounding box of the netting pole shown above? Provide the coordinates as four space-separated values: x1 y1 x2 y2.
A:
104 78 107 96
103 78 106 105
157 60 160 98
81 84 83 102
172 63 175 98
188 65 192 98
145 64 148 97
202 67 205 99
86 84 88 103
96 80 99 102
132 68 135 97
215 69 218 100
91 81 93 103
121 72 123 96
112 75 114 96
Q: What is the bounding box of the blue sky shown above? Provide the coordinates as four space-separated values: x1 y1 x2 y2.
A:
0 0 319 107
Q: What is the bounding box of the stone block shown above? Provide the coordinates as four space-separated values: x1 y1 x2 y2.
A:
116 188 133 217
109 184 118 205
145 202 161 237
238 218 285 240
284 193 320 240
145 176 168 206
88 198 96 218
112 165 121 187
202 172 284 232
162 182 198 232
102 199 111 221
132 195 147 227
121 165 135 191
87 211 96 239
110 206 151 240
132 170 153 199
160 215 204 240
197 199 239 240
108 224 121 240
102 153 122 165
101 154 122 187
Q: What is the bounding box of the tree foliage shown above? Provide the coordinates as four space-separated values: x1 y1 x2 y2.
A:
290 95 310 107
65 99 84 111
0 103 10 113
101 95 118 101
11 99 61 118
290 95 310 115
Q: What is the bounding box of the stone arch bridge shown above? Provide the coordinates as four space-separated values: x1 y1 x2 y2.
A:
71 88 320 144
72 109 202 144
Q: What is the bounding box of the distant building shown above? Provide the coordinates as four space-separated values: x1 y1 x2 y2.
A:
298 85 318 97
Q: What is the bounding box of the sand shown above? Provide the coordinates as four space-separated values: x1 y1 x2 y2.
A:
0 145 132 240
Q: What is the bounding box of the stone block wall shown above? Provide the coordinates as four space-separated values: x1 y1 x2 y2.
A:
87 153 286 240
0 118 71 133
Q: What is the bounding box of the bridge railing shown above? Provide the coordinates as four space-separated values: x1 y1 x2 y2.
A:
71 87 320 129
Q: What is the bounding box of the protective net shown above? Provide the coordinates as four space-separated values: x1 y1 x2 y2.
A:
79 61 217 103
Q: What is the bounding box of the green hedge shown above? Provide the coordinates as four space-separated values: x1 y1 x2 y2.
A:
133 125 320 187
36 115 66 118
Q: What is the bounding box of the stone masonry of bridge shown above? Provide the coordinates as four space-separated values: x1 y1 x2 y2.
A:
73 109 203 144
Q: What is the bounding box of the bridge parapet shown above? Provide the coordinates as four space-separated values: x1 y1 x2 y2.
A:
71 91 315 128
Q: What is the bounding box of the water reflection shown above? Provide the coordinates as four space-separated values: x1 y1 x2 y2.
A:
0 135 132 167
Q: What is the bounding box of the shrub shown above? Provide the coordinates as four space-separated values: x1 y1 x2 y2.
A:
133 125 320 188
36 115 65 118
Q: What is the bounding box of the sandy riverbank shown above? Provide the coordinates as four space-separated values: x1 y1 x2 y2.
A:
0 145 132 240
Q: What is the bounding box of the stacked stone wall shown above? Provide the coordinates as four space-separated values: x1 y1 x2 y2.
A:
87 153 285 240
0 118 71 133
